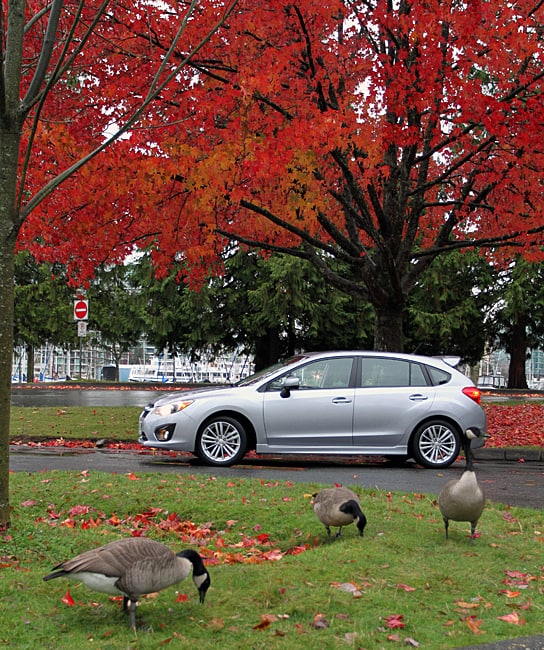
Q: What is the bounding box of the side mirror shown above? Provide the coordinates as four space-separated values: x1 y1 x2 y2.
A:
280 376 300 398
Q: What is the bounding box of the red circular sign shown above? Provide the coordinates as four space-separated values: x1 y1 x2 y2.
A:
74 300 88 319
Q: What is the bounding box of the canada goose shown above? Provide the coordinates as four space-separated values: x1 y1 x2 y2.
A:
43 537 210 630
438 427 488 542
312 486 367 539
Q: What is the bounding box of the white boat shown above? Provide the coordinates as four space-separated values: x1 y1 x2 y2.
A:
127 353 253 384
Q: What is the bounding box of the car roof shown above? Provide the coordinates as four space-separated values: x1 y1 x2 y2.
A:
298 350 460 367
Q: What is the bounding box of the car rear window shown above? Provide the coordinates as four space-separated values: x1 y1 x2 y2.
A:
426 365 451 385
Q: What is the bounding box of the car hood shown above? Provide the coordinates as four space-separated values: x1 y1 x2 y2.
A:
149 385 239 406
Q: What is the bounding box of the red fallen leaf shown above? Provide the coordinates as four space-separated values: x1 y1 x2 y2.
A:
20 500 37 507
286 544 309 555
81 517 101 529
126 473 139 480
260 549 283 561
62 590 75 607
60 518 76 528
385 614 405 629
254 614 278 630
256 533 270 544
311 613 329 629
175 593 189 602
499 590 521 598
69 505 90 516
464 616 484 634
497 612 525 625
396 583 416 592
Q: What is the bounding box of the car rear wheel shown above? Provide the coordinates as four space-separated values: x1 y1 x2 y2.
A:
195 416 247 466
411 420 460 469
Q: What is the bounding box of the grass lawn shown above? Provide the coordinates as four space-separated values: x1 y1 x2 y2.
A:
2 470 543 649
10 406 140 443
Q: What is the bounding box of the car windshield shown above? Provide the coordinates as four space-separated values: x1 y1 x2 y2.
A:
235 355 309 386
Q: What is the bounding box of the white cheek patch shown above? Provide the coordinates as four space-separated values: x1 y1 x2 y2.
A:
193 573 208 589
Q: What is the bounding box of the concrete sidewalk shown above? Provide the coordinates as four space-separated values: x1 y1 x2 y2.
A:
459 635 544 649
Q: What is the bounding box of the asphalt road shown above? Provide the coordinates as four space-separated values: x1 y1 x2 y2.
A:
9 446 544 509
9 385 544 509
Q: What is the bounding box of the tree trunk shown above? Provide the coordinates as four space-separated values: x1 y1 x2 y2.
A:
373 302 405 352
507 316 528 389
0 70 24 526
26 344 35 383
253 328 282 371
0 240 16 529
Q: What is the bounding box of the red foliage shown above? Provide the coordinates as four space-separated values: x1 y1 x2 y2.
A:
484 404 544 448
10 1 544 284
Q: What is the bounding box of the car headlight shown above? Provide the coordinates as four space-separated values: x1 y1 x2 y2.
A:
153 400 194 416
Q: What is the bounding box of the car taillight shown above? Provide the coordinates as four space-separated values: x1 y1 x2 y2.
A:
462 386 481 405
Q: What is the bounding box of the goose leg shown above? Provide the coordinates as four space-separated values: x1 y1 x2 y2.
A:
129 599 138 632
335 527 343 538
443 518 449 540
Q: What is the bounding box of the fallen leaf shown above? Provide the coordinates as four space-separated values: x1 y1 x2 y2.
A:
455 600 480 609
464 616 484 634
311 613 329 629
62 590 75 607
385 614 405 629
497 612 525 625
253 614 278 630
396 583 416 592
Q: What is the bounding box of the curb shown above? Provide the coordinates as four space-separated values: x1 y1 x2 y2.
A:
475 448 544 462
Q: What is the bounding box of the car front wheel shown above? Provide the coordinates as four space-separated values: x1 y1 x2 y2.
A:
411 420 461 469
195 416 247 466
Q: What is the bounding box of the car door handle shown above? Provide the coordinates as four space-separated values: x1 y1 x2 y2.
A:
332 397 353 404
409 394 429 401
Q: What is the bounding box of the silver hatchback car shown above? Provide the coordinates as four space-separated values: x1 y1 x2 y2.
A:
138 350 487 469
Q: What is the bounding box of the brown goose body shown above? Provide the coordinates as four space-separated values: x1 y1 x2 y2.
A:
43 537 210 629
312 487 367 539
438 427 487 541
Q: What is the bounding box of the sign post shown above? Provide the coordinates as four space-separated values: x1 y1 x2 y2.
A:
73 297 88 378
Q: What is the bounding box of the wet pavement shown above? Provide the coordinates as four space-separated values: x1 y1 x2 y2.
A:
11 385 168 408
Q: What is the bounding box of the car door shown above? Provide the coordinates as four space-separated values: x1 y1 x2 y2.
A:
352 356 435 447
261 356 355 449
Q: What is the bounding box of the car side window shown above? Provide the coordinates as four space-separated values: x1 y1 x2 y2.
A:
361 358 429 387
266 357 353 391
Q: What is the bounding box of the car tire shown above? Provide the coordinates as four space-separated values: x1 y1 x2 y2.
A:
195 416 247 466
410 420 461 469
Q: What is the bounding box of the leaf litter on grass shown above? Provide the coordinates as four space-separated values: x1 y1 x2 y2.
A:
4 470 544 649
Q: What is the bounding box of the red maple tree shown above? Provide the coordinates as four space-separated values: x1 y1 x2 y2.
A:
16 1 544 349
2 1 544 526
